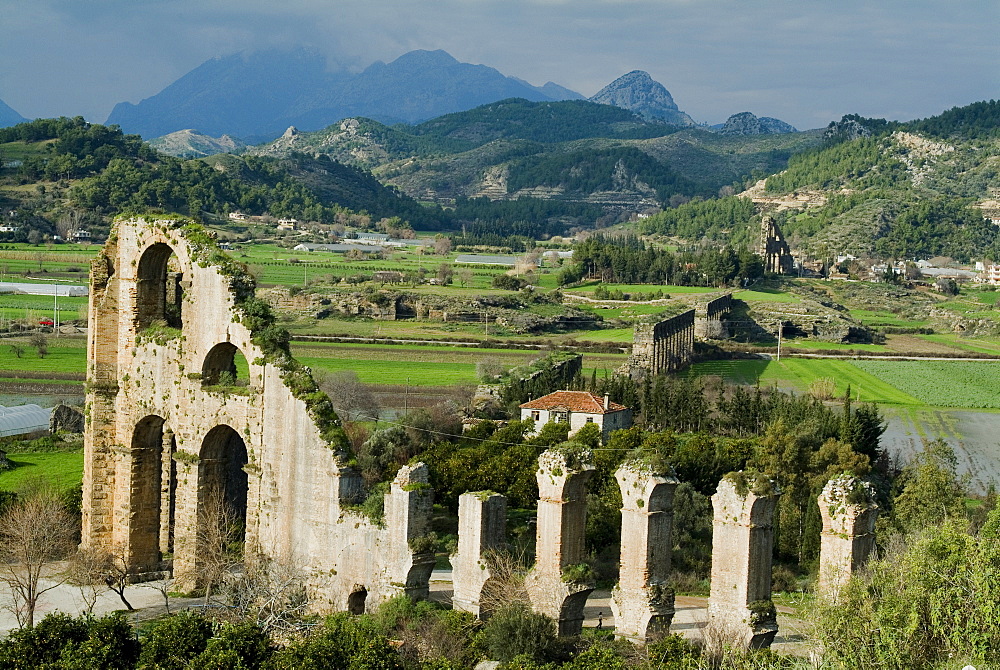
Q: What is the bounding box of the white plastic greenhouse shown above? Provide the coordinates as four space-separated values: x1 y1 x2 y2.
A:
0 404 52 438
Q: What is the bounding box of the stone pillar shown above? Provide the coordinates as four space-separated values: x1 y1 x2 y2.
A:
611 462 678 642
452 492 508 618
818 476 879 599
707 474 780 649
384 463 436 601
525 447 595 636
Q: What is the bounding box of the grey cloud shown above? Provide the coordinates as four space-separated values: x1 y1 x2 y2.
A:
0 0 997 128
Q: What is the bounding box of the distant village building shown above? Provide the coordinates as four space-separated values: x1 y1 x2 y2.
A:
71 229 91 240
277 218 299 231
0 225 19 233
979 264 1000 285
228 211 247 221
355 232 390 244
520 390 631 442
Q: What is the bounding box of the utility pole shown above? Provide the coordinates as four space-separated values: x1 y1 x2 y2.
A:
776 321 782 362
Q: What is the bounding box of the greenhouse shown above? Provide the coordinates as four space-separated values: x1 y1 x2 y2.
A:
0 404 52 438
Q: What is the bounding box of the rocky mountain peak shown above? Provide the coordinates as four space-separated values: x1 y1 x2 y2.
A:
720 112 796 135
589 71 694 126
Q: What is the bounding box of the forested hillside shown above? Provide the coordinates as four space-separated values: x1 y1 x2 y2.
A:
0 117 617 240
640 101 1000 261
246 99 822 210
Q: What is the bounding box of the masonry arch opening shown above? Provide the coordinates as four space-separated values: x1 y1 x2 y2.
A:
129 414 177 568
136 243 185 331
201 342 250 388
198 425 250 551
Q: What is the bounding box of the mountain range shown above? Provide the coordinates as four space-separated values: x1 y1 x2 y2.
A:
107 47 798 144
243 98 820 209
106 49 585 141
0 98 27 128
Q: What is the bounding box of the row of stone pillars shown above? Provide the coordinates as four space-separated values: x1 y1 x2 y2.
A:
450 448 878 646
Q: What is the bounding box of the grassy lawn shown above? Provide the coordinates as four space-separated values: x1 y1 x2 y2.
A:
0 293 88 322
0 450 84 493
0 336 87 375
291 341 625 386
916 333 1000 355
852 359 1000 409
683 358 922 405
685 357 1000 409
568 281 718 296
732 289 801 303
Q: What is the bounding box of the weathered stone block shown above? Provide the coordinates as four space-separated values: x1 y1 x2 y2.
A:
525 446 595 636
818 476 878 600
452 492 507 618
611 461 678 643
707 474 780 649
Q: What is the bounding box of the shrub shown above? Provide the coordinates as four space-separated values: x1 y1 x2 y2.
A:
138 611 214 670
479 604 558 664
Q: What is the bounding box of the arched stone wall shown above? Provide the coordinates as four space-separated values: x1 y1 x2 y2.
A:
83 217 435 608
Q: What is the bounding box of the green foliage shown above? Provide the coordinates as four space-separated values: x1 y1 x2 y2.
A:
453 198 603 244
410 98 679 146
0 613 137 670
569 234 762 287
187 621 273 670
891 438 968 532
639 196 758 243
907 99 1000 139
137 611 214 670
479 604 559 664
765 136 907 193
268 611 405 670
818 516 1000 668
507 146 704 204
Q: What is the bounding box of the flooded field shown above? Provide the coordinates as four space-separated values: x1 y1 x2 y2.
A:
882 407 1000 494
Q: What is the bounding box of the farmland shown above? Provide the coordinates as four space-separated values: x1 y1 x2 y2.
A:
0 449 84 493
685 357 1000 410
853 359 1000 409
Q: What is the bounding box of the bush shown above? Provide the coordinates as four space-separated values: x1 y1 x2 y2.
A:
479 605 558 664
138 611 214 670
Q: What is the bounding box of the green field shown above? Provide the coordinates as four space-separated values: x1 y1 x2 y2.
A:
0 450 84 493
0 336 87 375
292 342 626 386
684 358 922 405
852 359 1000 409
568 282 718 296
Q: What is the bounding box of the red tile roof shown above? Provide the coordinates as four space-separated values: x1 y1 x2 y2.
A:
519 390 627 414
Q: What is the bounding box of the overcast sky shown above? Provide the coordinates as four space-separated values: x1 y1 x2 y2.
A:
2 0 998 130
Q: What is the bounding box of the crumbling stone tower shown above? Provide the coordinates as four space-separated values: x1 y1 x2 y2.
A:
451 491 508 618
525 446 595 636
707 473 780 649
818 476 879 599
82 216 434 611
758 214 794 275
611 461 678 642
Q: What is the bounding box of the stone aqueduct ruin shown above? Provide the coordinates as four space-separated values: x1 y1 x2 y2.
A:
83 218 878 646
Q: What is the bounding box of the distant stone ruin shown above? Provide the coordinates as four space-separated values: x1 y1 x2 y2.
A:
759 214 794 275
694 293 732 339
623 310 695 377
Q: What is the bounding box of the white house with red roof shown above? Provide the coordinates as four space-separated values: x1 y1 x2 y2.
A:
519 390 631 442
